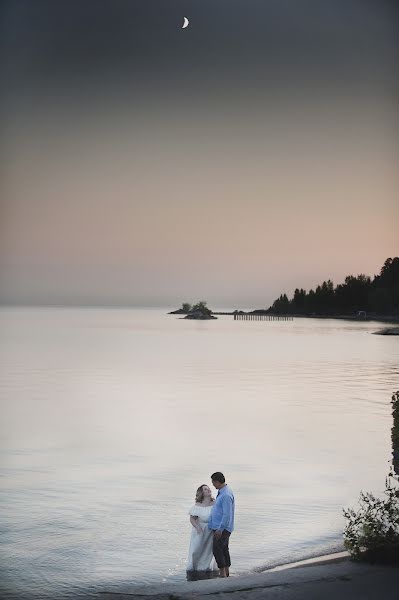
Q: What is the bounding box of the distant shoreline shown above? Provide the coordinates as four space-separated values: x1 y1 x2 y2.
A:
211 312 399 325
373 327 399 336
2 305 398 326
293 314 399 325
170 306 399 325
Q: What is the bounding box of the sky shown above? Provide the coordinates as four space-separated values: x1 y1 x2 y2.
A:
0 0 398 308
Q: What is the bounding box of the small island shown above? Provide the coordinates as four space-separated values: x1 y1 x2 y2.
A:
169 301 217 320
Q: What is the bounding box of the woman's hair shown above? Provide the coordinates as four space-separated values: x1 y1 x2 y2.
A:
195 484 213 503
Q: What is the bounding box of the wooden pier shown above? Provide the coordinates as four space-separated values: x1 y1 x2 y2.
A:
212 312 293 321
233 313 293 321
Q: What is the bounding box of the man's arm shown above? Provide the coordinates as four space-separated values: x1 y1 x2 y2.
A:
214 495 232 537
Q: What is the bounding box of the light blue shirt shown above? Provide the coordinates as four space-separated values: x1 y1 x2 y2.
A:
208 485 235 533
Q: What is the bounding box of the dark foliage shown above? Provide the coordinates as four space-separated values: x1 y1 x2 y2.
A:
268 257 399 316
343 391 399 562
393 391 399 476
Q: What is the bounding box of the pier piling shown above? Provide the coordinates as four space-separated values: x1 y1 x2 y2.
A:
231 314 293 321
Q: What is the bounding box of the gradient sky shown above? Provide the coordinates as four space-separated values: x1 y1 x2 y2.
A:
1 0 398 307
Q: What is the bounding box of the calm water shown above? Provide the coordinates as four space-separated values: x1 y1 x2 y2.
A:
0 307 398 598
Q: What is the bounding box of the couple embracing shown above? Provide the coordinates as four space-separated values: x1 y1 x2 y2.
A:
187 472 235 579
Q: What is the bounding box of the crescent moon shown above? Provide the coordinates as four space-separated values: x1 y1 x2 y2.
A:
182 17 189 29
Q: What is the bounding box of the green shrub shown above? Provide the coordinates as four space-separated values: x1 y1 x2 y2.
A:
343 470 399 560
392 390 399 460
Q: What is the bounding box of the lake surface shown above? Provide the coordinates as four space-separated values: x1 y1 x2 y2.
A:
0 307 398 598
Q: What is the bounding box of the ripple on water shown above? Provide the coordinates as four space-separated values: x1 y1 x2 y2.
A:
0 309 398 597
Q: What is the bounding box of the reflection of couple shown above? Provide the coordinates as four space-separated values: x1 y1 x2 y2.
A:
187 472 235 579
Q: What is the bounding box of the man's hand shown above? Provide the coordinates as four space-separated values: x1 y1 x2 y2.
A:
214 529 223 540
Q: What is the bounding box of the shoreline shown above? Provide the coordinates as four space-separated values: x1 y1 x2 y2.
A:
98 551 399 599
373 326 399 336
265 549 349 571
2 551 397 600
294 314 399 324
211 313 399 325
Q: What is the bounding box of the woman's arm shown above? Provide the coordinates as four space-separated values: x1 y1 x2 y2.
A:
189 515 203 533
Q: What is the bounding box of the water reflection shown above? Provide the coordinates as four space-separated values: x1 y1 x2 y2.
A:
186 569 220 581
0 308 398 598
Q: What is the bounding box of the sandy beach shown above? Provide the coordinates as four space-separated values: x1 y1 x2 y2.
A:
98 554 399 600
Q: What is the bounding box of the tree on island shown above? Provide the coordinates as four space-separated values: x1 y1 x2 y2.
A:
268 257 399 316
169 300 216 319
184 300 217 320
189 300 213 318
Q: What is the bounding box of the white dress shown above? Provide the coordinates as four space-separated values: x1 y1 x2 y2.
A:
186 504 215 571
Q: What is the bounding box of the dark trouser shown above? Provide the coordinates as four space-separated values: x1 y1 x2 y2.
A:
212 530 231 568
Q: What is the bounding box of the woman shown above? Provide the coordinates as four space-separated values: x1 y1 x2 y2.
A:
186 484 217 579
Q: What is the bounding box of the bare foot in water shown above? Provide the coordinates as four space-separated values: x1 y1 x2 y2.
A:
219 568 226 577
225 567 230 577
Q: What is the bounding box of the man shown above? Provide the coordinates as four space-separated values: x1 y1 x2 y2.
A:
208 471 235 578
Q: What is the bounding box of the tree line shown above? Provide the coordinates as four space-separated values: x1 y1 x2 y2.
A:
268 257 399 316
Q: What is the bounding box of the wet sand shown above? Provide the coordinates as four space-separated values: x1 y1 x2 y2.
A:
98 553 399 600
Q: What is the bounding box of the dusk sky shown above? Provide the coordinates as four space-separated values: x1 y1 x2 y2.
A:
1 0 398 307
